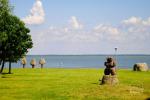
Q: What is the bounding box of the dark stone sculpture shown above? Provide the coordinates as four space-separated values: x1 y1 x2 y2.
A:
104 57 116 75
100 57 119 85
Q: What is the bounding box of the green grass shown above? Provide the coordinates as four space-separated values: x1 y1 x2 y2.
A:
0 68 150 100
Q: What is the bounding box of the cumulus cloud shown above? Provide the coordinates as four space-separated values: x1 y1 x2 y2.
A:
30 16 150 54
32 16 150 44
93 24 121 41
37 26 99 43
122 17 150 34
94 24 120 36
143 17 150 26
69 16 83 29
122 16 150 26
32 16 122 46
22 0 45 25
122 16 142 25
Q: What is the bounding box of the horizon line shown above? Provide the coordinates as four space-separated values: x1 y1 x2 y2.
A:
26 54 150 56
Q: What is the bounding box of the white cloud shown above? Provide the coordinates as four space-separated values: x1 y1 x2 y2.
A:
69 16 83 29
122 16 142 25
22 0 45 25
29 16 150 54
94 24 120 36
122 16 150 26
31 16 150 44
93 24 121 41
143 17 150 26
31 17 122 49
122 17 150 34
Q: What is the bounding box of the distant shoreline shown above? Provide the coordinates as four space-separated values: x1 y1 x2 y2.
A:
8 55 150 68
8 66 132 69
4 67 132 69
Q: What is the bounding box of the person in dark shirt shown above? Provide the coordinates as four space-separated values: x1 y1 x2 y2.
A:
104 57 116 75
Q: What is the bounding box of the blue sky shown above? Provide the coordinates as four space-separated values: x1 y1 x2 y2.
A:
10 0 150 55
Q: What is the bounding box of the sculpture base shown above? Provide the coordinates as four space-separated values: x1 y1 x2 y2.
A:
100 75 119 85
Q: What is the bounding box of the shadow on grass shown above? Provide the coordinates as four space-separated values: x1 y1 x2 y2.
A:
0 72 13 75
91 82 98 84
0 72 13 78
146 97 150 100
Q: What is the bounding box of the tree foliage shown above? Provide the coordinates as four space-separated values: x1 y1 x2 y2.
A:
0 0 33 73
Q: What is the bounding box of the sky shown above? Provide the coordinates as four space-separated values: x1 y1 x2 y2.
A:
9 0 150 55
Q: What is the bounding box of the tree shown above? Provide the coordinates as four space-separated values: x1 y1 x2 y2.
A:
0 0 33 74
0 0 10 66
21 57 27 68
39 58 46 68
30 59 36 68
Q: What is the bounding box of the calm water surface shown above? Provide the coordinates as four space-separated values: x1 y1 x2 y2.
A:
6 55 150 68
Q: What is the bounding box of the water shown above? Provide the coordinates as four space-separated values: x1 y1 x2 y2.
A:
5 55 150 68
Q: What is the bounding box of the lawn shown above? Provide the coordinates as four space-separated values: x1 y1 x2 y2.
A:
0 68 150 100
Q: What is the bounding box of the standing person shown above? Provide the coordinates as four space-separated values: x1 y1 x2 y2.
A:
104 57 116 75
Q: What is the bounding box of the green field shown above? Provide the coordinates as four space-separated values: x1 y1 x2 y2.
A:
0 68 150 100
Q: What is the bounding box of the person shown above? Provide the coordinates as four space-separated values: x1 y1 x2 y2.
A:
104 57 116 75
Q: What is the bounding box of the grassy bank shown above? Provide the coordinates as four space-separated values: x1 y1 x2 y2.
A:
0 68 150 100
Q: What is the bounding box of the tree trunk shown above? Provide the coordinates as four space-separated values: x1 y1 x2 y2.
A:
8 61 11 74
23 64 25 68
41 64 43 68
0 60 1 68
0 60 5 73
32 65 35 68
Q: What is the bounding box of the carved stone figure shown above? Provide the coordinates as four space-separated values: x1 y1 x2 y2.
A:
104 57 116 75
100 57 118 85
